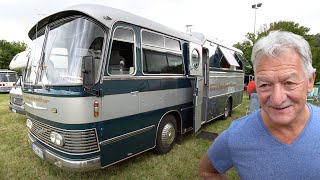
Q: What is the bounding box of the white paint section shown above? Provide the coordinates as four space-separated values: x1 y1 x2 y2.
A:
24 93 102 124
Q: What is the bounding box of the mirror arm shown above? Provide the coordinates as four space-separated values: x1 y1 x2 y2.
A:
83 87 102 97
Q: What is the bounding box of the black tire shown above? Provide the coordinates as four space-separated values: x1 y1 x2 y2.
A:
222 98 231 120
154 114 177 155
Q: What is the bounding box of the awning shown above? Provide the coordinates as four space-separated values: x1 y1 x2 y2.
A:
219 47 240 67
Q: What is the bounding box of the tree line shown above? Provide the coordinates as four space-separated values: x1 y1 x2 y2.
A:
233 21 320 83
0 40 27 69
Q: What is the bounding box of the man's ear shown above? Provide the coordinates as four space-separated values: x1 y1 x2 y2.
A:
307 73 316 93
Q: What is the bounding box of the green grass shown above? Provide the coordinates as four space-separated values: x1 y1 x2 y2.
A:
0 93 249 180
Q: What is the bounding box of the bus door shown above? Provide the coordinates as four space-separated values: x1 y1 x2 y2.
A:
201 48 209 123
189 42 203 133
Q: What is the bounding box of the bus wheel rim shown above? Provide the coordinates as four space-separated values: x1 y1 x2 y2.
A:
161 123 175 147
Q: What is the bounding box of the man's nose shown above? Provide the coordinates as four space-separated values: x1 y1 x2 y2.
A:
270 84 286 105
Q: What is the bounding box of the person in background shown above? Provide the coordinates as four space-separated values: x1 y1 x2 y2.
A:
246 80 256 97
198 31 320 179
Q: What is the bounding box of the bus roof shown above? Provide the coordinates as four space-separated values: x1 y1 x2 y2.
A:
28 4 202 45
28 4 242 54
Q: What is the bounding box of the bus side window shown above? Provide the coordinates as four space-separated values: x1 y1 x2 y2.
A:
212 47 223 68
108 27 135 75
234 52 244 70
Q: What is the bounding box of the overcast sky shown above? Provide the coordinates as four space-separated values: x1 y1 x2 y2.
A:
0 0 319 47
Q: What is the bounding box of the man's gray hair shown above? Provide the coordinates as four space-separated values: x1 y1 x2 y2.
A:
251 31 315 79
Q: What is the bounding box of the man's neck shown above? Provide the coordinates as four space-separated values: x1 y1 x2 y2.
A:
261 105 310 144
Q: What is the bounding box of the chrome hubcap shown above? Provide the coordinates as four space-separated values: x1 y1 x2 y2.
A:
161 123 176 147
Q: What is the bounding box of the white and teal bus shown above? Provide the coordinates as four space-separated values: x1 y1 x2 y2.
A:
24 4 246 171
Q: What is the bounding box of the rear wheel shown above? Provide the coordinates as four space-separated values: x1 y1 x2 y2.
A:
154 115 177 154
222 98 231 120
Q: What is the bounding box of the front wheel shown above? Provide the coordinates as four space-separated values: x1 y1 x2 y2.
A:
222 98 231 120
154 115 177 154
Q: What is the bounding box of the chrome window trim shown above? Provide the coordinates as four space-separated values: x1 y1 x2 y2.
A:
106 26 137 77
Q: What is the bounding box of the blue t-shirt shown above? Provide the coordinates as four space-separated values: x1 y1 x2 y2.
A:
208 103 320 179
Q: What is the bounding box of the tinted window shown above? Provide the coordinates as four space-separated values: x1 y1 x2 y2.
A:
192 49 200 70
234 52 244 70
143 50 183 74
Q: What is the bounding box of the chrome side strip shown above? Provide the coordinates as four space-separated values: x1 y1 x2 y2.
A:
208 89 243 99
100 125 155 146
25 102 47 110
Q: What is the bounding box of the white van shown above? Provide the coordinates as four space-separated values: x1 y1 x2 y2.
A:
0 69 18 93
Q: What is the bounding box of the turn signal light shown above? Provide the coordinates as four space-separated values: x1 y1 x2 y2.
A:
94 100 99 117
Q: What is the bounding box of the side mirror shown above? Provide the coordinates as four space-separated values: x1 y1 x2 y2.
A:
82 56 95 87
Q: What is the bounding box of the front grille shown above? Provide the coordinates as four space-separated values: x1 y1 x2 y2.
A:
11 97 23 105
29 118 99 154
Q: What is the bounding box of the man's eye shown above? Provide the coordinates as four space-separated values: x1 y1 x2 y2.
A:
285 82 296 86
260 84 270 88
284 81 298 89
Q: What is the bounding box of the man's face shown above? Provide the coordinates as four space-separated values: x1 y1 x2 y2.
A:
255 50 315 126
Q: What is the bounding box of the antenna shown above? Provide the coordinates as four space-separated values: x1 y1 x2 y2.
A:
186 25 193 34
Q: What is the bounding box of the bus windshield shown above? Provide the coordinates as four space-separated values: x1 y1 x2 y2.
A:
26 17 105 86
0 72 17 82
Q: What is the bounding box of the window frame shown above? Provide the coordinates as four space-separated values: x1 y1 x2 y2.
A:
140 29 184 76
107 26 136 76
142 49 184 75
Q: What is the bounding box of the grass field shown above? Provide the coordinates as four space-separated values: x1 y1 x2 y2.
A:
0 93 249 180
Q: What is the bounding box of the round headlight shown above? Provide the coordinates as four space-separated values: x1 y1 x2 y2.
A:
50 132 64 146
50 132 56 143
26 119 33 130
55 133 64 146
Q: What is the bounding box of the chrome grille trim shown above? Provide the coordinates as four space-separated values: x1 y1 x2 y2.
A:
28 117 100 155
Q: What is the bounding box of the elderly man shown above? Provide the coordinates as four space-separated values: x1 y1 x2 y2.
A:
198 31 320 179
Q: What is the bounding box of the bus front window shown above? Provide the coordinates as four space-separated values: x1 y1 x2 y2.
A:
25 34 45 85
39 17 105 85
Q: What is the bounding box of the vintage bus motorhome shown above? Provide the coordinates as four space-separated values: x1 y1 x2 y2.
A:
9 49 31 114
24 4 246 171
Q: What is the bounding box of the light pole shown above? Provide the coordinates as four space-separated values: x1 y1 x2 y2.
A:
252 3 262 36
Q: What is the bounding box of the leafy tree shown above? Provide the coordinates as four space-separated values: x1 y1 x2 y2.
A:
233 21 320 82
315 33 320 47
0 40 27 69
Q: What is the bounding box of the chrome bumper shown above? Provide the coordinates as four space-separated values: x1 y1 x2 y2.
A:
9 103 26 115
28 133 101 172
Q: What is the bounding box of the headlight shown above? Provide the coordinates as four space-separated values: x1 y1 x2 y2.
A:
50 132 64 146
26 119 32 130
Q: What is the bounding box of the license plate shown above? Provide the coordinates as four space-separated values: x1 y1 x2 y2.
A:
12 109 16 113
32 144 44 159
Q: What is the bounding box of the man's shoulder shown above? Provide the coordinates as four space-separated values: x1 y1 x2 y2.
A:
225 111 262 140
309 103 320 111
229 111 260 130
